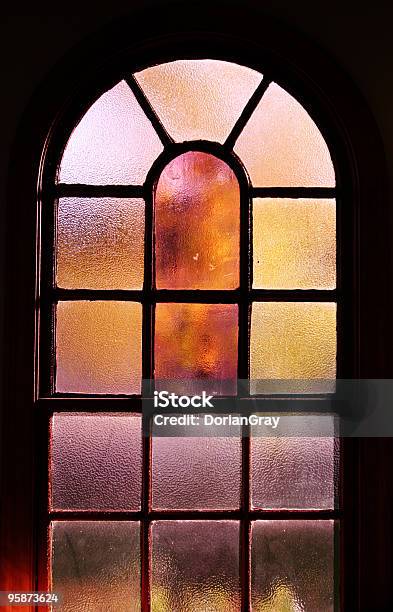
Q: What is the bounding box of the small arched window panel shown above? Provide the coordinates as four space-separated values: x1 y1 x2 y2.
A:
42 59 338 611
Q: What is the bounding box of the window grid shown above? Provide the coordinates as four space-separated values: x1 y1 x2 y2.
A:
38 72 340 610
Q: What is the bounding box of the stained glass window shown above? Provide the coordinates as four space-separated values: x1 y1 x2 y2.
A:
42 58 338 609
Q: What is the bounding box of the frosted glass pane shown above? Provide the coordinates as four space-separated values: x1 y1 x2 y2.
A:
251 433 336 510
50 521 140 612
56 301 142 394
155 152 240 289
250 302 336 392
151 521 240 611
235 83 335 186
152 436 241 510
59 81 163 184
56 197 144 290
253 198 336 289
135 59 262 143
251 520 335 611
50 413 142 511
154 303 238 395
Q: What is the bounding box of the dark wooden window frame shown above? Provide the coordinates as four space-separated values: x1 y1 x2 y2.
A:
1 6 392 611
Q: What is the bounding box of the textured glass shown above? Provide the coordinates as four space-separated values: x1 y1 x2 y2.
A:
152 435 241 510
154 303 238 394
50 521 140 612
151 521 240 611
235 83 335 186
56 301 142 394
56 197 145 289
135 59 262 143
250 302 336 392
50 413 142 511
251 426 336 510
251 520 335 611
59 81 163 184
155 152 240 289
253 198 336 289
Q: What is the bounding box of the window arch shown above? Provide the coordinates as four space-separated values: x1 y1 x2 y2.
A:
2 9 388 612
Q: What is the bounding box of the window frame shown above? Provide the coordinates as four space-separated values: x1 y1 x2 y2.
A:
1 8 392 611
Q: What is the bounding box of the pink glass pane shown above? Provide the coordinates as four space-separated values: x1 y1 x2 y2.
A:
56 301 142 394
152 435 241 510
151 521 240 611
251 429 337 510
235 83 335 186
50 413 142 511
135 59 262 143
50 521 140 611
154 303 238 394
59 81 163 185
56 197 145 289
155 151 240 289
251 520 335 611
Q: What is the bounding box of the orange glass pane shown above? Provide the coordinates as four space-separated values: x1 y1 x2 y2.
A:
234 83 335 186
56 197 145 289
154 303 238 394
253 198 336 289
135 59 262 143
59 81 163 185
56 301 142 394
250 302 336 393
155 152 240 289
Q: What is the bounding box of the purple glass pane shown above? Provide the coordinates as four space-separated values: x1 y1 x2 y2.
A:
50 413 142 511
151 521 240 611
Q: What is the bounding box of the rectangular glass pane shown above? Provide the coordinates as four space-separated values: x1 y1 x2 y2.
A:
155 152 240 289
251 416 337 509
251 520 335 611
253 198 336 289
154 303 238 394
56 197 144 290
50 521 140 611
151 521 240 611
152 435 241 510
56 301 142 394
50 413 142 511
250 302 336 394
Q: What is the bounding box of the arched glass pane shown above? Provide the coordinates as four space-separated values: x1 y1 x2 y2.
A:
235 83 335 186
155 151 240 289
135 59 262 143
59 81 163 185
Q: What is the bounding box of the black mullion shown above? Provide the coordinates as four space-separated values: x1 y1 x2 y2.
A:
125 75 174 147
225 77 271 150
52 288 337 302
252 187 336 199
48 510 340 521
55 184 145 199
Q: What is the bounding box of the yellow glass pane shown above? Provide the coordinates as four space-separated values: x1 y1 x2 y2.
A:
250 302 336 392
56 197 144 289
154 303 238 395
155 151 240 289
135 59 262 143
234 83 335 186
59 81 163 185
56 301 142 394
253 198 336 289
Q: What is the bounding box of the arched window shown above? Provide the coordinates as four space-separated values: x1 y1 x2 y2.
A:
40 58 338 610
2 12 391 612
